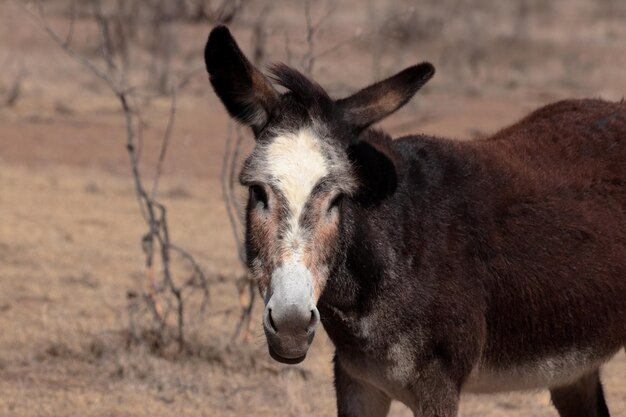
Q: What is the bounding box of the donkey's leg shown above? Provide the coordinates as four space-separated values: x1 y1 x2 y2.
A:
334 356 391 417
408 361 461 417
550 369 610 417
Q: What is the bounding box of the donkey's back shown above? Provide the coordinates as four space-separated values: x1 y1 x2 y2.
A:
461 99 626 394
486 99 626 186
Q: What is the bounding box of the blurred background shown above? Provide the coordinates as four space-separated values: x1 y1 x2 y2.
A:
0 0 625 416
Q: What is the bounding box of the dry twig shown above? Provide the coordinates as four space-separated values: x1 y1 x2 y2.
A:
24 0 210 351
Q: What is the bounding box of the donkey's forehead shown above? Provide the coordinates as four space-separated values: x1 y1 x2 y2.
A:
268 129 327 198
242 128 329 189
241 127 355 196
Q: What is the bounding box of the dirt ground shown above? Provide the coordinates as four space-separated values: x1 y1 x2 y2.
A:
0 1 625 416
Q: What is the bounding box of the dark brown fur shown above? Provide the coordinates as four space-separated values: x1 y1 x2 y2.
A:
320 99 625 416
205 26 626 417
469 99 626 366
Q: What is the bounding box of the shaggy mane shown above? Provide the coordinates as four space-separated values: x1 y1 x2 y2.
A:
268 63 331 105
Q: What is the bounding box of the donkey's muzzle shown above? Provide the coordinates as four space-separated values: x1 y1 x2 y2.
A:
262 262 320 364
263 301 320 364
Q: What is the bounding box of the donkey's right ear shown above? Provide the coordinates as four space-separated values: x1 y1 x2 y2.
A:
205 26 279 133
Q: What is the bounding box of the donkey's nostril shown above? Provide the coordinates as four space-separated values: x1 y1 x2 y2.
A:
266 304 319 335
268 308 279 333
308 308 320 332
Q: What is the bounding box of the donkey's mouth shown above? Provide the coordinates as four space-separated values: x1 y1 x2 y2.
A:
268 344 307 364
263 324 316 365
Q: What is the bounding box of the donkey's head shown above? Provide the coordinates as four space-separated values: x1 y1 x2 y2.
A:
205 26 434 364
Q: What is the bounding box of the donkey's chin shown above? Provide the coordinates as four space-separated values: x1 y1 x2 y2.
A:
264 330 315 365
268 344 308 364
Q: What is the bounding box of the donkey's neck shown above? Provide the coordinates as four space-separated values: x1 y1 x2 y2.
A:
318 196 433 354
318 133 493 353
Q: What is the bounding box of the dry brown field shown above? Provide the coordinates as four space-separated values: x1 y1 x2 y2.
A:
0 1 624 416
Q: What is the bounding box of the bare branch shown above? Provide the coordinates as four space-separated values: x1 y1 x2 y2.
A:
220 122 245 264
1 69 23 108
64 0 76 47
151 86 177 199
231 276 256 342
25 0 211 351
314 32 362 61
284 30 293 66
302 0 315 77
312 0 337 32
251 3 273 65
367 0 383 80
22 1 122 94
90 0 118 73
228 127 245 232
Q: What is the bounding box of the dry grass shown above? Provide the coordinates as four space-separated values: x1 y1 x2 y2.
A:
1 0 625 415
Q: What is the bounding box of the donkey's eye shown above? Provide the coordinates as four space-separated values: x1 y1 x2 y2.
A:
249 185 268 210
327 193 344 214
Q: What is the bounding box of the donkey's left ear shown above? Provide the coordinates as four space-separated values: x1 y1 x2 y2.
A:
205 26 279 133
337 63 435 134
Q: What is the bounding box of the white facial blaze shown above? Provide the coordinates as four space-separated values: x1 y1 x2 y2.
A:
266 128 328 252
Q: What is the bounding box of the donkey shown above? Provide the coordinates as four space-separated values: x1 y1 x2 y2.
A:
205 26 626 417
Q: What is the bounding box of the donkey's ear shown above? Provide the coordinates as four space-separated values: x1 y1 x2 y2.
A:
205 26 279 133
337 63 434 133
